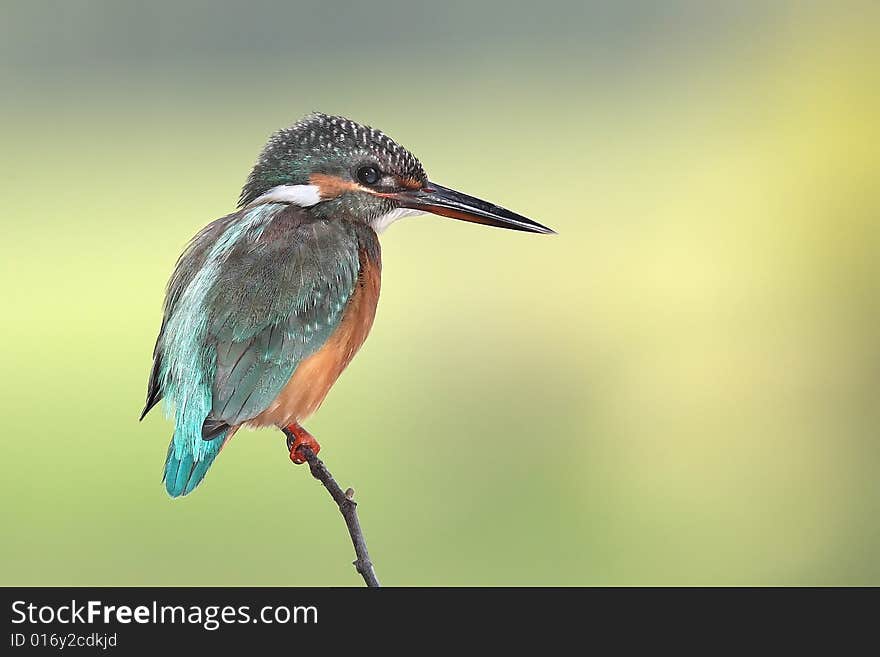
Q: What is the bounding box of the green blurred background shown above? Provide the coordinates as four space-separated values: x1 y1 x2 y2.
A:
1 1 878 585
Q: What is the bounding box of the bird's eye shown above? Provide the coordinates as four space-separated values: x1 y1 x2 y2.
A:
356 165 381 186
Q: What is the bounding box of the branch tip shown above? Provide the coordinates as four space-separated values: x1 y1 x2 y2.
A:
295 445 380 588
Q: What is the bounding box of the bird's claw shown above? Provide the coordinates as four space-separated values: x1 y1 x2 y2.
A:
284 424 321 464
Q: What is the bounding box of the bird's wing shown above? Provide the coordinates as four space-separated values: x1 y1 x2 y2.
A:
141 213 240 420
205 209 367 428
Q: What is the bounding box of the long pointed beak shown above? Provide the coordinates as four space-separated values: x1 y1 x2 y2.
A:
391 182 555 234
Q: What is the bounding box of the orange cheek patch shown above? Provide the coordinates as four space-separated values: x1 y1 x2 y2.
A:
310 173 361 199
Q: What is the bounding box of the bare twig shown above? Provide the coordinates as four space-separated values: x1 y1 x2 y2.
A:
297 446 380 588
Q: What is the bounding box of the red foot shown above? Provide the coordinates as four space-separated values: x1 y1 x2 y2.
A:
285 424 321 464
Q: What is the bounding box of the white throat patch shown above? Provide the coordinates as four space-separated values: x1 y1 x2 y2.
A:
371 207 424 234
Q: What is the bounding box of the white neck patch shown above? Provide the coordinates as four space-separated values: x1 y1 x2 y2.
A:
371 207 424 234
249 185 423 233
250 184 322 208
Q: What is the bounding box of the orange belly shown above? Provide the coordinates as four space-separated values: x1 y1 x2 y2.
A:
246 248 381 428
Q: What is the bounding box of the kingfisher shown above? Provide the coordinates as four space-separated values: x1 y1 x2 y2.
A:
141 112 553 497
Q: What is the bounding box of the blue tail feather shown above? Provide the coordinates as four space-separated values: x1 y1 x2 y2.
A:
163 432 226 497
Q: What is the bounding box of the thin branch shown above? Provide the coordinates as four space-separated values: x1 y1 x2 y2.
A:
297 446 380 588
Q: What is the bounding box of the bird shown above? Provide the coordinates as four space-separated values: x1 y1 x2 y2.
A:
141 112 554 497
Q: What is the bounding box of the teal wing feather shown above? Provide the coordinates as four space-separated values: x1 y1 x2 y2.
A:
145 204 373 497
141 213 241 420
207 215 364 425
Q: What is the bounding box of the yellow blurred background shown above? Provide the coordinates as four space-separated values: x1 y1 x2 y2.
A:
1 2 878 585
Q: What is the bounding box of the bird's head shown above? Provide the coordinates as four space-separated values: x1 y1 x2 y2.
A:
239 112 554 235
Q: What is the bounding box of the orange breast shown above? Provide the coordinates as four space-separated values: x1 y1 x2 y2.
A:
247 248 381 429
